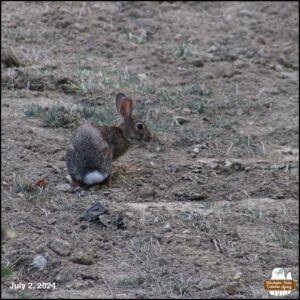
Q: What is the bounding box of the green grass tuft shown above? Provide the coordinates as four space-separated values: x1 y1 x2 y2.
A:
42 106 77 128
24 104 47 117
118 276 145 288
1 264 12 279
272 228 299 250
15 180 42 201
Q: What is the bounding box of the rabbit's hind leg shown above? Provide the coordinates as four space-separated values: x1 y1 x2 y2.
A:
106 174 112 188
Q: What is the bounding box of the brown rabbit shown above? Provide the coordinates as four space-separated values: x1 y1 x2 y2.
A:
65 93 152 187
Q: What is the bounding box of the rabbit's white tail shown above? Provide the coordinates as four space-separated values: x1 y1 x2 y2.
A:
83 171 107 186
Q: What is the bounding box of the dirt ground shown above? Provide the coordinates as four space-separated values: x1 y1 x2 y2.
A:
1 1 299 299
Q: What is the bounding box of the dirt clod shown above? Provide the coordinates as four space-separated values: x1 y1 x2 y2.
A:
49 238 71 257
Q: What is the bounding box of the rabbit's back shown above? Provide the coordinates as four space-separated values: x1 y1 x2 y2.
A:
66 124 112 184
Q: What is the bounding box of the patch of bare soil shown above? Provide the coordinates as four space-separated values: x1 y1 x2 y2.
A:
1 1 299 299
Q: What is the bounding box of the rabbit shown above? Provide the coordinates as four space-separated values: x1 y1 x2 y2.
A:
65 93 152 187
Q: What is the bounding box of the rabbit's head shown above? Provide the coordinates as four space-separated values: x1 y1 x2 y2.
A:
116 93 152 144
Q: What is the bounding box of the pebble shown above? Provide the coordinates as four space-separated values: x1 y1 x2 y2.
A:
158 257 168 266
163 223 172 232
99 214 112 227
55 269 73 283
225 159 232 168
70 251 94 265
174 116 189 126
49 238 71 256
204 73 214 80
118 261 129 270
191 59 204 67
79 202 108 222
232 271 243 280
192 147 200 154
132 179 143 187
193 259 202 267
182 108 192 114
191 167 202 173
137 73 148 82
187 192 209 201
207 45 218 53
280 71 298 82
275 64 283 72
197 279 217 290
227 285 238 295
32 255 47 271
56 183 73 192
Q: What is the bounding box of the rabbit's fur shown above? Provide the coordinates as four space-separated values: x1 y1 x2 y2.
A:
66 93 152 186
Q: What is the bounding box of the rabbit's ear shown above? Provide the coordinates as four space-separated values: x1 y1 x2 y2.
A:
116 93 126 114
119 98 133 121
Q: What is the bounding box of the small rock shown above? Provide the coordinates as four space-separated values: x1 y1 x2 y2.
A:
174 33 182 41
182 229 191 234
188 192 209 201
197 279 217 290
55 269 73 283
191 167 202 173
225 159 232 168
80 272 99 281
49 238 71 256
277 55 294 69
101 241 113 250
197 159 219 169
70 251 94 265
225 160 244 171
232 272 243 280
118 262 129 270
256 36 266 45
47 218 57 225
132 179 143 187
207 45 218 53
237 108 244 116
275 64 283 72
191 59 204 67
32 255 47 271
71 280 87 289
238 9 254 17
182 108 192 114
137 73 148 81
98 214 112 227
158 257 168 266
65 175 73 184
226 285 238 295
79 202 108 222
78 190 85 197
56 183 73 192
204 73 214 80
193 259 202 267
163 223 172 232
125 220 136 229
280 71 298 82
174 116 189 126
192 147 200 154
234 59 248 68
182 174 193 181
223 13 233 22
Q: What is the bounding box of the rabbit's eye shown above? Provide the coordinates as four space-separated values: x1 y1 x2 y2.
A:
136 123 144 130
